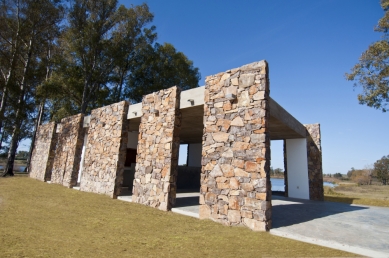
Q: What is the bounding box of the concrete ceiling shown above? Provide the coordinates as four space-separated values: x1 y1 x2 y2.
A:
127 99 306 144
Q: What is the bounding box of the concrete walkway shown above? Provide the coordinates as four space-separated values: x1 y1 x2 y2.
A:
271 196 389 257
117 189 389 257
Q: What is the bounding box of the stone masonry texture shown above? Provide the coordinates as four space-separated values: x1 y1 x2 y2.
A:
305 123 324 201
80 101 129 198
132 86 181 211
51 114 85 188
29 122 57 182
200 61 272 231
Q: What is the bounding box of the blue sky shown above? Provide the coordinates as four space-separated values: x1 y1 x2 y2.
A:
119 0 388 174
16 1 386 174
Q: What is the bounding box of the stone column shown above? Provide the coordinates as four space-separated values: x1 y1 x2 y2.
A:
200 61 271 231
80 101 129 198
132 86 181 211
29 122 57 182
305 123 324 201
51 114 85 188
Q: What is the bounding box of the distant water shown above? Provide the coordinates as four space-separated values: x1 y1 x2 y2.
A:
271 178 336 192
0 165 26 172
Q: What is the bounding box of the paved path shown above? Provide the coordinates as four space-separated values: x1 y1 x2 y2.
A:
117 189 389 257
271 196 389 257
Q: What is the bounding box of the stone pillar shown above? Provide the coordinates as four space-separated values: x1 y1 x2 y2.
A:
51 114 85 188
29 122 57 182
200 61 271 231
80 101 129 198
305 123 324 201
132 86 181 211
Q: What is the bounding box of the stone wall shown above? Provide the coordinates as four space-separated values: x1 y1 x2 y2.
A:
51 114 84 188
132 87 181 211
29 122 57 182
80 101 129 198
200 61 272 231
305 123 324 201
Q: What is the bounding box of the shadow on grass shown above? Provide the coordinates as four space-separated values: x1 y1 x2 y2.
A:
271 195 368 228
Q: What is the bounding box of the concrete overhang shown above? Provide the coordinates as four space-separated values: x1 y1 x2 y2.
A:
103 86 306 143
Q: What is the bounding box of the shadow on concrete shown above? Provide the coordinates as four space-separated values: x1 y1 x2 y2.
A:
176 188 200 193
271 195 368 228
119 187 132 196
174 196 200 207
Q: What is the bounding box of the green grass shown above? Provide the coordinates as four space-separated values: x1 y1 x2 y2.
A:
324 185 389 207
0 176 355 257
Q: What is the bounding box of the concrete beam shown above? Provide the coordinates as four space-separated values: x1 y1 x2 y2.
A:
180 86 204 109
269 97 306 139
127 103 142 119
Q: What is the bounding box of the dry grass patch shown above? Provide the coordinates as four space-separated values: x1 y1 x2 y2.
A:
324 185 389 207
0 176 355 257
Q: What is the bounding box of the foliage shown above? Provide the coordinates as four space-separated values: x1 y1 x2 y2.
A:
15 151 28 160
346 0 389 112
333 172 343 179
126 43 200 102
0 0 65 176
270 167 284 178
41 0 199 120
346 167 372 185
1 0 199 173
374 155 389 185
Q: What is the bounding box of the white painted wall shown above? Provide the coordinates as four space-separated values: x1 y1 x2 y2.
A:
127 131 139 149
285 138 309 199
187 143 202 167
77 132 88 184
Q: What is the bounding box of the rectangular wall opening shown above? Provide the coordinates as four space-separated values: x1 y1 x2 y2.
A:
120 131 139 197
270 140 286 196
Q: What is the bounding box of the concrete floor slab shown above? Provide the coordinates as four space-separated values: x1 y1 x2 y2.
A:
119 189 389 257
271 196 389 257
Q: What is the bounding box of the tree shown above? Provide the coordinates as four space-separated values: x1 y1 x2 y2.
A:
45 1 158 118
346 0 389 112
125 42 200 102
333 173 343 179
45 0 200 119
1 0 64 176
374 155 389 185
16 150 28 159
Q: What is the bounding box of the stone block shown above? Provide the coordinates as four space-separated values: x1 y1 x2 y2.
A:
228 210 241 223
201 61 271 231
79 101 129 198
29 122 57 182
243 218 267 231
51 114 85 188
199 204 211 219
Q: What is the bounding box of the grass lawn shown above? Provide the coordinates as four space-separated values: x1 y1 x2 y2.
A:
0 176 356 257
324 185 389 207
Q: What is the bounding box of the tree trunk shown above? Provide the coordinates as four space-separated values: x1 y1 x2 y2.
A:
2 36 32 177
0 87 7 143
80 77 89 114
0 4 21 138
2 123 20 176
0 122 6 152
